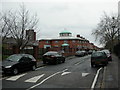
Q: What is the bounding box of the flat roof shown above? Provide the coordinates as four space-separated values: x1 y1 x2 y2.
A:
39 37 88 41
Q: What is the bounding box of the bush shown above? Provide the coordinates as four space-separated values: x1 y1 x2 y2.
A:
2 55 9 61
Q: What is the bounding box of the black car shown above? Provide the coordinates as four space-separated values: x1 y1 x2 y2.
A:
91 51 108 67
43 51 65 64
2 54 37 75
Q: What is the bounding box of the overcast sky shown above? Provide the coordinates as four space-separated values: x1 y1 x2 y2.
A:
1 0 119 47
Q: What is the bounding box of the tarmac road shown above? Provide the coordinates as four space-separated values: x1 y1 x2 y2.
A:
1 54 119 90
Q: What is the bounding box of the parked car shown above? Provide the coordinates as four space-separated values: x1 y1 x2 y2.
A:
2 54 37 75
42 51 65 64
88 50 93 54
91 51 108 67
75 50 86 57
101 49 112 61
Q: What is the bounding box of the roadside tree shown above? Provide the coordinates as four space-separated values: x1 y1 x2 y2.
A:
92 12 119 52
1 3 39 53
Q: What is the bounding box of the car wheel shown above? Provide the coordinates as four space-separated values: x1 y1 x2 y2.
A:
43 61 46 64
91 64 95 68
55 60 58 64
12 68 19 75
32 65 36 71
104 62 108 66
62 58 65 63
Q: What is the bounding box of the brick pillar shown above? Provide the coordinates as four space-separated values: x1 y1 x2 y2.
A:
33 46 38 59
12 46 20 54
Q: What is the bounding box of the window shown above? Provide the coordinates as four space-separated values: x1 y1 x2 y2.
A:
55 41 59 43
64 40 68 43
46 41 49 44
72 40 76 42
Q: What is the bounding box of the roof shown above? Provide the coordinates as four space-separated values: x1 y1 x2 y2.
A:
39 36 87 41
59 30 72 34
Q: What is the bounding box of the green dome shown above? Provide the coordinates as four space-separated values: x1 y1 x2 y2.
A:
62 43 69 46
59 30 72 34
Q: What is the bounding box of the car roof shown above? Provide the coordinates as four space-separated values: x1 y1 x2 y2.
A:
92 51 105 53
12 54 32 56
46 51 58 53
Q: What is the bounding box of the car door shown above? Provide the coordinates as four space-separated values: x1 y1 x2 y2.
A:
58 53 64 61
19 56 32 70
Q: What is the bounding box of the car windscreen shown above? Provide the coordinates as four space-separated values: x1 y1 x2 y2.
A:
76 51 83 53
44 52 58 55
6 55 22 61
91 52 106 57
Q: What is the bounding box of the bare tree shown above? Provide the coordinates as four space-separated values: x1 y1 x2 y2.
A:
1 3 39 53
0 11 13 42
92 12 119 52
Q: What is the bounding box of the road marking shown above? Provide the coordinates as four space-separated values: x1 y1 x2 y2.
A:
35 66 45 70
82 73 89 77
61 72 71 76
62 69 68 72
91 67 102 90
0 77 8 80
25 74 45 83
26 69 68 90
75 60 84 65
6 73 27 81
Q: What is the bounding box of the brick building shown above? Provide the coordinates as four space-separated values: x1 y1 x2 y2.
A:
39 30 99 56
3 29 39 59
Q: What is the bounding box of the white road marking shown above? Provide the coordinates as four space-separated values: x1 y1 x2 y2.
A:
91 67 103 90
0 77 8 80
61 72 71 76
82 73 89 77
6 73 27 81
75 61 83 65
62 69 68 72
25 74 45 83
35 66 45 70
26 69 68 90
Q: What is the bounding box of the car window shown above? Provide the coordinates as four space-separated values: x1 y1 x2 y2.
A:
20 57 32 62
92 52 106 57
6 55 22 62
28 55 34 60
44 52 58 55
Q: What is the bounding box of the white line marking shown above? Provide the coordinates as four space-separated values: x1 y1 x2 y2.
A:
82 73 89 77
61 72 71 76
75 60 84 65
0 77 7 80
26 69 68 90
62 69 68 72
35 67 45 70
6 73 27 81
25 74 45 83
91 67 102 90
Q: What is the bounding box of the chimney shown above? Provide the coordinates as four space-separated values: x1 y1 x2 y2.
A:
77 34 80 38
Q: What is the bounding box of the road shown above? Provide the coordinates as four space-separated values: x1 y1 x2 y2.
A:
1 54 119 90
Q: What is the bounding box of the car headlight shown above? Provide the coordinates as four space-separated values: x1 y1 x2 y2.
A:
5 66 12 68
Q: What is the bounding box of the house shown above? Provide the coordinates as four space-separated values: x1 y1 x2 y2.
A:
39 30 99 56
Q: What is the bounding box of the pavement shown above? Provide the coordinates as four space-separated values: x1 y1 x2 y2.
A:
36 55 75 67
101 54 119 89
